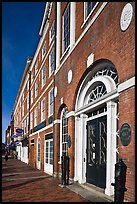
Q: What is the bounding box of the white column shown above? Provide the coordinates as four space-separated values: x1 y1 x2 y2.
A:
74 116 80 181
56 2 61 69
105 101 117 196
74 114 87 184
70 2 76 49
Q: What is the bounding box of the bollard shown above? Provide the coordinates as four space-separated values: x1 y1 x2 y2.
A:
66 156 70 185
61 153 67 185
111 159 127 202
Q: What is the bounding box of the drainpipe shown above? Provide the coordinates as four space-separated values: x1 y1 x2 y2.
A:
53 2 57 176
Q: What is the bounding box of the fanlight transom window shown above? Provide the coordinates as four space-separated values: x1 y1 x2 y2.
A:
88 82 107 104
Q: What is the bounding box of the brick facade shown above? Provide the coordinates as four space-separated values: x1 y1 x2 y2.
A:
13 2 135 202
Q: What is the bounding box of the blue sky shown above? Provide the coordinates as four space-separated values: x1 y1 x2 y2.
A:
2 2 46 143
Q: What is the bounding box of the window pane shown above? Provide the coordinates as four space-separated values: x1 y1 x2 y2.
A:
63 4 70 52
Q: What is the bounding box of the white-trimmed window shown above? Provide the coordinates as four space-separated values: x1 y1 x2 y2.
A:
30 112 33 130
39 52 41 62
27 93 29 110
62 3 70 53
49 47 55 76
41 98 46 122
22 93 24 101
22 103 24 117
84 2 98 20
59 107 68 162
42 42 46 59
34 106 38 127
48 88 54 117
35 79 38 98
24 119 26 134
31 70 34 82
49 20 55 44
31 88 33 104
42 66 46 87
35 60 38 74
27 80 29 92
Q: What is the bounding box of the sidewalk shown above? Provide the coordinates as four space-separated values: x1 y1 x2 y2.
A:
2 157 90 202
2 157 113 202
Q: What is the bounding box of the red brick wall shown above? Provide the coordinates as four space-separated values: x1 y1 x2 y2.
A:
118 87 135 201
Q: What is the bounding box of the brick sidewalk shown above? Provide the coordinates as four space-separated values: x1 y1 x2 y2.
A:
2 158 90 202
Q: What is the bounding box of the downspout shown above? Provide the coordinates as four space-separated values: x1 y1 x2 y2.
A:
53 2 57 176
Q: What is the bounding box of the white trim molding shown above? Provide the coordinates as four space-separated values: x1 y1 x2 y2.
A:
118 76 135 93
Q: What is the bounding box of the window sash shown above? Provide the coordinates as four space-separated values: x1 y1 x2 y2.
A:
42 42 46 58
49 48 55 75
35 80 38 98
49 89 54 116
85 2 98 19
62 108 68 155
41 99 46 121
50 21 55 43
42 66 46 87
63 4 70 52
34 107 38 126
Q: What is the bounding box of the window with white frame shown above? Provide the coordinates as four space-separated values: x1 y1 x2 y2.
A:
24 119 26 134
31 88 33 104
42 42 46 59
63 3 70 53
62 107 68 156
22 93 24 101
42 66 46 87
49 88 54 117
35 79 38 98
31 70 34 82
60 107 68 161
30 112 33 130
49 47 55 76
22 103 24 117
49 20 55 44
35 60 38 74
41 98 46 122
27 80 29 92
39 52 41 62
27 116 29 132
34 106 38 127
27 93 29 110
84 2 98 20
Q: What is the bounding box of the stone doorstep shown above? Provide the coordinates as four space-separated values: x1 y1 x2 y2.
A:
66 182 114 202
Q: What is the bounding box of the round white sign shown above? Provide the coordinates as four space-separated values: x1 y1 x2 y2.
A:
120 3 133 31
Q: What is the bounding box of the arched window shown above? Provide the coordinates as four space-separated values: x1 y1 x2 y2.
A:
60 107 68 161
62 107 68 156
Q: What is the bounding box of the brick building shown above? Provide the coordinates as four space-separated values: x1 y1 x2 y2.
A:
13 2 135 202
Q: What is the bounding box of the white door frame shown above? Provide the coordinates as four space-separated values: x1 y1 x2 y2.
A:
44 138 53 175
74 74 118 196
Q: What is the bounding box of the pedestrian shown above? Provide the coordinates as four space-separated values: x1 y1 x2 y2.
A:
5 152 8 162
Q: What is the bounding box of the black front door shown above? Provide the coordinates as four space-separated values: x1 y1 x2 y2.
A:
86 115 107 188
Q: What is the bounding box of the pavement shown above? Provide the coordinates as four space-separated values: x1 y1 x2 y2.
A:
2 157 113 202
